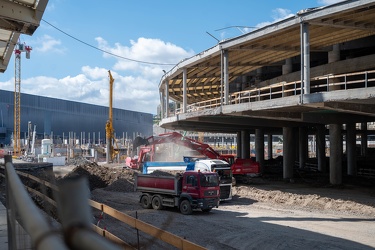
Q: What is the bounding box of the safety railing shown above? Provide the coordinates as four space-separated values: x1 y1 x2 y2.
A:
0 156 206 250
174 70 375 114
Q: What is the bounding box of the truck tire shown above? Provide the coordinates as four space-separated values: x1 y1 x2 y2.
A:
152 195 164 210
140 195 152 209
180 200 192 215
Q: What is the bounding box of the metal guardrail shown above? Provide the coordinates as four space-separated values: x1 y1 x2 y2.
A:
174 70 375 114
3 156 122 250
1 156 206 250
4 156 68 250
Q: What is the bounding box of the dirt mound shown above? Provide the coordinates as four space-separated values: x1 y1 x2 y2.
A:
233 185 375 216
104 179 134 192
62 162 138 191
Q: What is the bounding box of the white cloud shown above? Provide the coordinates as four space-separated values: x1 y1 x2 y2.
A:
32 35 65 53
96 37 194 73
1 37 195 115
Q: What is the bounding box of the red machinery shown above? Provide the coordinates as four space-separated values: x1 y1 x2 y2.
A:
131 132 260 181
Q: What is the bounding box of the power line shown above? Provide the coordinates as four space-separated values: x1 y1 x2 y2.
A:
42 19 176 66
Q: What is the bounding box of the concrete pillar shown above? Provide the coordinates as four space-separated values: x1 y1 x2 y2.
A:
329 124 342 185
241 75 248 90
241 130 250 159
283 127 295 180
182 68 187 113
283 58 293 97
301 22 310 95
165 79 169 117
346 123 357 176
328 44 341 91
299 127 308 169
255 128 265 174
160 91 165 119
316 125 327 172
223 50 229 105
361 122 367 156
283 58 293 75
255 68 261 83
236 131 242 158
328 44 340 62
267 133 273 160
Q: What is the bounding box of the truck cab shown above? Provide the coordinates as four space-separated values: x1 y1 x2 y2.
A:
188 159 233 201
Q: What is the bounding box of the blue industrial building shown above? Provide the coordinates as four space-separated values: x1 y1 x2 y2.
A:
0 89 153 146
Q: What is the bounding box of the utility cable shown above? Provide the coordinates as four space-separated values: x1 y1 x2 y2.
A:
42 19 176 66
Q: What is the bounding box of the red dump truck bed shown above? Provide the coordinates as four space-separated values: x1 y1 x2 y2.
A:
134 174 181 195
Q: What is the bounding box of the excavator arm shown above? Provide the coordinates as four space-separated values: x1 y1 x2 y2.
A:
132 132 227 167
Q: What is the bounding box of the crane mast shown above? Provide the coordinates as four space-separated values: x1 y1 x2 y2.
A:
13 43 31 157
106 70 115 163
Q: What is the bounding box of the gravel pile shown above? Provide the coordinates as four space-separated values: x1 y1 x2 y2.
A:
104 179 134 192
65 156 91 166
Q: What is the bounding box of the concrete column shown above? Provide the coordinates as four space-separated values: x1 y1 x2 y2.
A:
346 123 357 176
182 68 187 113
329 124 342 185
267 133 273 160
160 91 165 119
328 44 340 62
241 130 250 159
282 58 293 75
360 122 367 156
283 58 293 97
236 131 242 158
316 125 327 172
241 75 248 90
299 127 308 169
328 44 341 91
165 79 169 117
223 50 229 105
283 127 295 180
255 128 265 174
301 22 310 95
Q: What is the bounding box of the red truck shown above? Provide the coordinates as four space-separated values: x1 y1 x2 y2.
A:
134 171 220 215
231 158 260 183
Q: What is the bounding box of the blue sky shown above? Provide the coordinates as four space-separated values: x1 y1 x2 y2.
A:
0 0 343 115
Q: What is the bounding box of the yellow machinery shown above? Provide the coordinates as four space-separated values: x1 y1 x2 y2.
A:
105 70 118 163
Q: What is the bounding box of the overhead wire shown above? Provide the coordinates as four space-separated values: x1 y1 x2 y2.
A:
42 19 176 66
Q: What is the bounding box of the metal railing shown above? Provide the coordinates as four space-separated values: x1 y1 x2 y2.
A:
2 156 122 250
173 70 375 115
1 156 206 250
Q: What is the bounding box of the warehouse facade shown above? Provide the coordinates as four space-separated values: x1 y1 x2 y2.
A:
0 89 153 146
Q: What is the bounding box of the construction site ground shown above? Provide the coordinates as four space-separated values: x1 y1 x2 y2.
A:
1 158 375 250
52 160 375 250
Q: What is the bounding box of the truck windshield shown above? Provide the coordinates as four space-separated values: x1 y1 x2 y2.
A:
200 174 219 187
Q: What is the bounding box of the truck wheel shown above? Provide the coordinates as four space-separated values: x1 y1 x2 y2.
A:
151 195 164 210
180 200 192 215
140 195 152 209
201 208 212 213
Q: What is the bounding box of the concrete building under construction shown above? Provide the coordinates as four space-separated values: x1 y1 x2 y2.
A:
0 89 153 146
